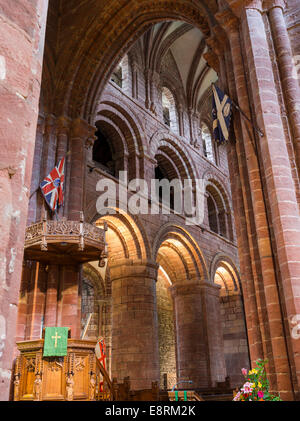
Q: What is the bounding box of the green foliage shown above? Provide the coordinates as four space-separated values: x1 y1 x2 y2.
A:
233 359 282 401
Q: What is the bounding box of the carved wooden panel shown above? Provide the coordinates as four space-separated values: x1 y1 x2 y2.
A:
72 353 90 400
42 357 66 400
19 354 36 400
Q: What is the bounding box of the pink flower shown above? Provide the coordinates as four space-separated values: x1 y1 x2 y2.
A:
241 382 253 394
258 391 264 399
241 368 248 376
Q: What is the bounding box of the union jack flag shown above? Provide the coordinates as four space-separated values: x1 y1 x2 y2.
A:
40 157 65 211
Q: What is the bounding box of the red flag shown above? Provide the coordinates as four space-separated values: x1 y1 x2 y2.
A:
40 157 65 211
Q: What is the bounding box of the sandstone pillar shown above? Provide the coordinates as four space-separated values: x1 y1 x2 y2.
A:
24 263 47 340
200 282 227 385
170 280 226 388
27 115 45 224
58 265 81 339
68 118 96 221
44 265 59 328
0 0 49 400
109 259 160 390
216 7 296 399
241 1 300 397
170 280 209 389
267 0 300 174
56 116 70 217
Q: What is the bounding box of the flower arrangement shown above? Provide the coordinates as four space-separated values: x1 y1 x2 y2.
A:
233 359 282 401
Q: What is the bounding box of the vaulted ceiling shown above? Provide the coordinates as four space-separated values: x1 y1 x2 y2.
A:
131 21 218 112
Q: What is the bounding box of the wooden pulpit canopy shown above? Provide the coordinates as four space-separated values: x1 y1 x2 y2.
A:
24 215 108 265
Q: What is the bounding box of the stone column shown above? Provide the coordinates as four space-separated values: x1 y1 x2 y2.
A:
240 1 300 398
44 265 59 327
177 104 185 137
56 116 70 217
15 262 31 343
187 108 195 145
267 0 300 173
132 62 139 100
27 114 45 224
170 280 210 389
59 265 81 339
223 41 264 365
200 282 227 386
217 4 298 399
109 259 160 390
0 0 49 400
42 114 57 178
24 263 47 340
68 118 96 221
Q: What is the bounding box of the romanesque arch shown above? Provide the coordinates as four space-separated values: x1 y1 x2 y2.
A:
210 253 250 388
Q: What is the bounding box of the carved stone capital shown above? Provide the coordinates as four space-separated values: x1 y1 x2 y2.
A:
56 116 71 136
37 114 45 134
223 0 263 17
203 49 220 73
206 35 224 56
71 118 96 141
245 0 263 11
44 114 56 136
215 9 240 36
263 0 286 11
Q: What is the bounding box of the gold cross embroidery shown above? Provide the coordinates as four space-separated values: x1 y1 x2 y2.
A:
51 331 61 348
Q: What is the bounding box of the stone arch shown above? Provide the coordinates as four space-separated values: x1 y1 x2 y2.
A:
153 223 209 283
161 86 179 134
92 118 128 177
201 120 215 163
81 263 106 340
93 208 151 263
51 1 216 119
210 253 250 388
94 93 146 179
210 253 241 289
150 129 200 180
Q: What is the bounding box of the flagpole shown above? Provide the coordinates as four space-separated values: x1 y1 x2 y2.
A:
231 101 264 138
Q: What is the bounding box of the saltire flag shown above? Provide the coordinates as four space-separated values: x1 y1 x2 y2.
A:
40 157 65 211
212 83 232 145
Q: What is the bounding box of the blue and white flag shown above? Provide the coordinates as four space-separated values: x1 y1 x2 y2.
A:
212 84 232 145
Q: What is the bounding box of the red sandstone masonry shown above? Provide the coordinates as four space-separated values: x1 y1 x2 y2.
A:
242 3 300 397
0 0 49 400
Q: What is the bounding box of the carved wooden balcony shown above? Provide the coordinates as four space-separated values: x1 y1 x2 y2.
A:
24 215 108 265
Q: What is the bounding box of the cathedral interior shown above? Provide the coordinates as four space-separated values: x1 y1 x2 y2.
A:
0 0 300 402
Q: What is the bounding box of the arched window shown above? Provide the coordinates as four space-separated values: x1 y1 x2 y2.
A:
201 122 215 163
207 194 218 234
161 87 178 134
154 151 182 212
110 55 131 94
206 183 230 238
92 128 115 176
111 65 122 88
